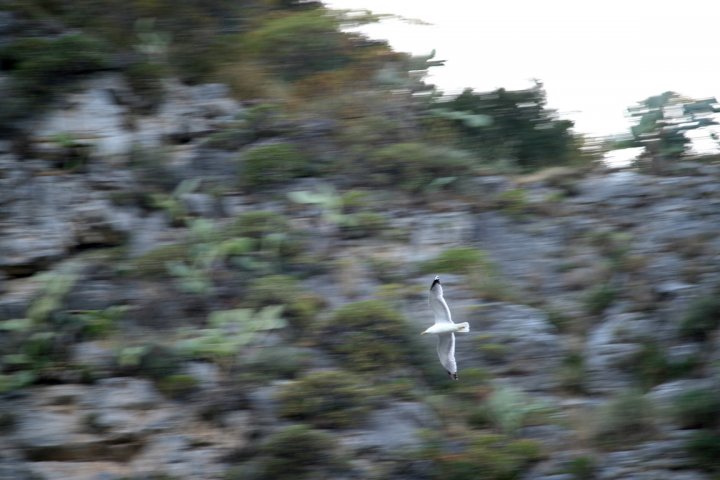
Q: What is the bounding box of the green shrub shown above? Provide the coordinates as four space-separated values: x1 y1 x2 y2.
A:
564 456 596 479
497 188 529 219
365 142 473 192
672 388 720 429
241 143 310 189
121 343 184 381
628 342 698 390
430 433 543 480
176 307 286 366
680 295 720 341
243 275 324 331
256 424 341 479
127 243 190 278
1 34 110 96
558 352 586 394
277 370 373 428
685 430 720 472
419 247 491 275
583 283 616 315
320 300 415 372
245 346 314 380
477 343 508 363
156 374 199 399
244 10 351 81
338 211 388 239
204 126 252 151
480 385 550 435
592 390 655 447
124 61 167 111
0 271 82 391
224 211 291 240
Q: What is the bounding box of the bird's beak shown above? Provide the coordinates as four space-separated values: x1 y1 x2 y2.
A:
420 331 427 335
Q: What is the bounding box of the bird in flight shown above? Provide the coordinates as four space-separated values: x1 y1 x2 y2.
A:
421 276 470 380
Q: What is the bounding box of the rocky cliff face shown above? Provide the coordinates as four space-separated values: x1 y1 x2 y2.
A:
1 76 719 480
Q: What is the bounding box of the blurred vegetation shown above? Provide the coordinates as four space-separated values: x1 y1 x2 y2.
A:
672 388 720 430
277 369 374 428
2 0 594 175
422 432 544 480
242 142 311 190
2 2 708 478
628 341 699 391
242 274 325 331
0 270 129 391
679 293 720 341
592 390 656 448
318 300 418 373
625 91 718 162
432 82 584 170
229 424 343 480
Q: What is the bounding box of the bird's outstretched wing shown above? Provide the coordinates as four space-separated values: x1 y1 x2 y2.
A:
429 277 453 325
437 332 457 377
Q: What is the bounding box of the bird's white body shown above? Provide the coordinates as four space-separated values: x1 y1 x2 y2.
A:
422 322 470 335
421 276 469 380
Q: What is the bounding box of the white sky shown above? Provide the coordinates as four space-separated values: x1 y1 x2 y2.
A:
324 0 720 137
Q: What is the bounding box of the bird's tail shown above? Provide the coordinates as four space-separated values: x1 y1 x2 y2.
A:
455 322 470 333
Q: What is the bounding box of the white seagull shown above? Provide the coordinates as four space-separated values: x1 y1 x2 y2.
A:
421 276 470 380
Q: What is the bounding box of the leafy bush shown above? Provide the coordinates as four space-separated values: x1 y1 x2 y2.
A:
479 385 550 435
428 432 543 480
203 126 253 151
365 142 474 192
629 342 698 390
220 212 306 272
127 243 191 278
680 295 720 341
672 388 720 429
558 351 586 394
244 346 314 380
244 10 351 81
583 283 616 315
0 274 127 392
320 300 416 372
0 33 111 131
243 275 325 331
254 424 341 480
420 247 495 276
124 61 167 111
225 211 291 240
156 374 199 399
242 143 310 189
1 34 110 96
435 83 581 170
176 306 286 366
117 343 184 380
564 456 596 479
685 430 720 473
497 188 530 219
277 370 373 428
592 390 655 447
338 211 388 239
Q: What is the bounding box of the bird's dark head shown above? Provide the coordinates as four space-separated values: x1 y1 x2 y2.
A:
430 275 441 290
